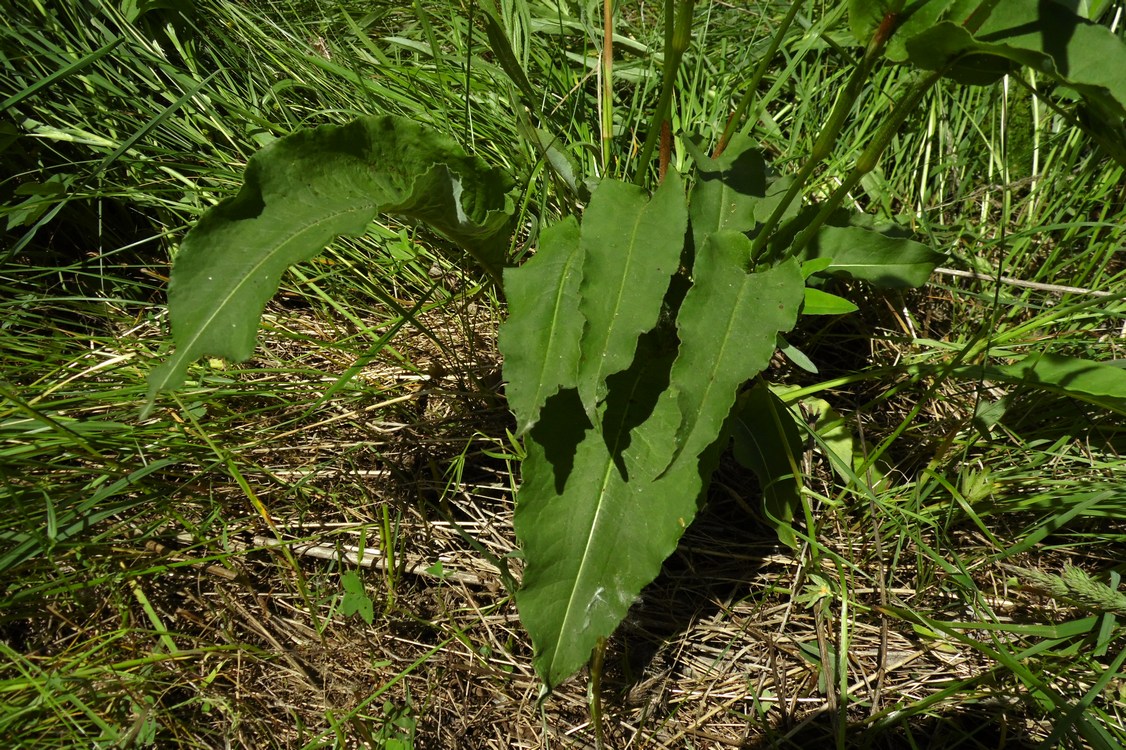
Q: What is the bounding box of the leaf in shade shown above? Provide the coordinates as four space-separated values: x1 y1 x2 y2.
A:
686 133 768 250
663 233 805 472
963 353 1126 415
902 2 1126 129
732 382 804 549
516 331 708 688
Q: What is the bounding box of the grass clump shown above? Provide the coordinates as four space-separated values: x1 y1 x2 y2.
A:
3 0 1126 747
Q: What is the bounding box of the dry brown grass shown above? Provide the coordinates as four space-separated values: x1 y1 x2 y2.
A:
4 283 1113 749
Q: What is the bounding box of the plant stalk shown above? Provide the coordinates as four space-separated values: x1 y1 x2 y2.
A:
590 637 607 749
713 0 803 158
600 0 614 175
786 69 945 260
749 3 905 261
633 0 696 185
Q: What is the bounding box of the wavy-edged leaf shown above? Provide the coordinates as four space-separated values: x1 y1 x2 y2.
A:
146 115 515 411
687 134 767 249
663 234 804 471
575 173 687 420
516 331 725 688
499 217 584 435
687 133 795 253
806 225 945 288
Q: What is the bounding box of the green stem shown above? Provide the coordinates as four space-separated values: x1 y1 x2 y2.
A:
713 0 803 158
633 0 695 185
770 0 1055 262
785 69 945 260
600 0 614 175
590 637 607 749
749 3 905 261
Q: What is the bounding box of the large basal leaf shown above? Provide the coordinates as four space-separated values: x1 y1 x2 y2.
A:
664 234 805 471
498 217 585 435
145 115 515 410
575 173 688 420
901 1 1126 128
516 333 723 688
686 133 767 250
805 225 945 288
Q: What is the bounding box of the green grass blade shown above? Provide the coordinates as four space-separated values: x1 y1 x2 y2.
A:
0 36 124 112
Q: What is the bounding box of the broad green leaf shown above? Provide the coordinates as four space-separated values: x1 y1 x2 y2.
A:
964 353 1126 414
849 0 976 62
340 571 374 625
146 115 515 410
515 324 736 688
732 382 804 549
848 0 896 48
802 287 859 315
499 217 585 435
664 234 804 471
575 173 687 420
806 225 945 288
687 133 795 253
516 330 717 688
902 2 1126 128
687 133 767 251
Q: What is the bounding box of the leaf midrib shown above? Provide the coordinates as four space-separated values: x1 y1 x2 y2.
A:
550 367 651 681
586 205 648 394
155 201 375 392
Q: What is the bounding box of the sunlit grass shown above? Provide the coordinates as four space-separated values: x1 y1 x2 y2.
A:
2 0 1125 746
